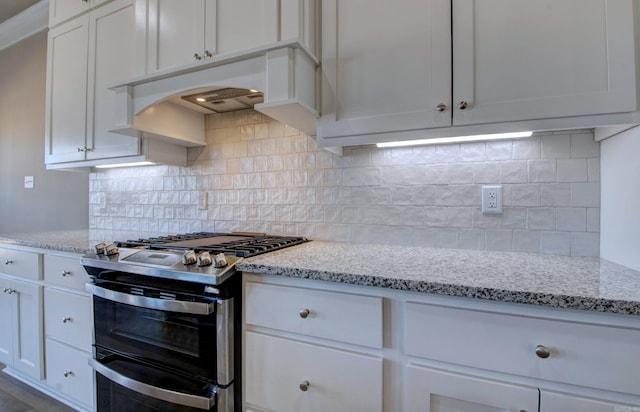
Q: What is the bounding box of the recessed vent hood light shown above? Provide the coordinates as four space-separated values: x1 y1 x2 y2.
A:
376 131 533 148
180 87 264 113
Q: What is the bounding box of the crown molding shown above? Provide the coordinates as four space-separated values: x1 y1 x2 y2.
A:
0 0 49 52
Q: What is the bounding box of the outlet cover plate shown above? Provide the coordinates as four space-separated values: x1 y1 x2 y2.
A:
482 185 502 214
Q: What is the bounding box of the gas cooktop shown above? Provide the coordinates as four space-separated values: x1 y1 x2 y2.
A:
82 232 308 285
114 231 308 257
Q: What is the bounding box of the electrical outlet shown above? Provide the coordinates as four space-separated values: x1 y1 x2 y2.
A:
24 176 34 189
482 185 502 214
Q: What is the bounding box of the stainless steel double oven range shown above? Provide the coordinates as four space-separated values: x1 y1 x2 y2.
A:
81 232 307 412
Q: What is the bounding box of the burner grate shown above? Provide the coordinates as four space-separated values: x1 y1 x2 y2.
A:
115 233 308 258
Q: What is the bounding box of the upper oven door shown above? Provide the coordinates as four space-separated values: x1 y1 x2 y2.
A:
87 278 234 387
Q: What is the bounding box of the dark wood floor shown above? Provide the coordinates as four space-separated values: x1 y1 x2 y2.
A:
0 364 76 412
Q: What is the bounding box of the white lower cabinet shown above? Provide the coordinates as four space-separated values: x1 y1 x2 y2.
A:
243 275 383 412
0 275 44 381
406 365 539 412
45 338 94 408
245 332 382 412
243 274 640 412
43 252 94 410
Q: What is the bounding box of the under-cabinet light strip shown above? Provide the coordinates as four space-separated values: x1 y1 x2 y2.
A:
376 131 533 148
94 161 155 169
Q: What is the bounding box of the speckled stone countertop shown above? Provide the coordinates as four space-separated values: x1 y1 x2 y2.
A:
0 229 171 255
237 241 640 316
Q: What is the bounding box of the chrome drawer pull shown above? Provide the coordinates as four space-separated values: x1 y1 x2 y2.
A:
535 344 551 359
4 260 13 265
62 317 72 323
62 270 72 277
63 371 74 377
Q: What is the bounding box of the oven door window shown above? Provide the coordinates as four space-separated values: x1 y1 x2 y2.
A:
93 295 219 381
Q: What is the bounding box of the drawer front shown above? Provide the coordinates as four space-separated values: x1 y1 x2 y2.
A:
44 254 89 292
0 248 41 280
45 338 93 408
245 332 383 412
405 302 640 396
45 288 92 351
245 281 383 348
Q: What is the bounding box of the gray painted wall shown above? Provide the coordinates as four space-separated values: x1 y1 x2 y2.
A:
0 31 88 232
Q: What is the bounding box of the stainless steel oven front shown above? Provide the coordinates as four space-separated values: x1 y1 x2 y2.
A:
85 270 240 412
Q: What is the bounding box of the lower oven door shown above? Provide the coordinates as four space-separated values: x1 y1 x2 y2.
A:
91 351 233 411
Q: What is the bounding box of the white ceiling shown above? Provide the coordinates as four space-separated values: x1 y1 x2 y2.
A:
0 0 40 24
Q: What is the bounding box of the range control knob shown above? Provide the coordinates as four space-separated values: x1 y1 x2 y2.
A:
197 252 213 267
94 242 107 254
103 243 119 256
213 253 228 268
182 250 197 265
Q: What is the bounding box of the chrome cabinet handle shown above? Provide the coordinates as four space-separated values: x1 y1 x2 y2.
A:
77 147 93 152
535 344 551 359
4 260 13 265
63 371 74 377
62 317 72 323
194 53 202 60
299 380 310 392
61 270 71 277
204 50 213 58
436 103 447 112
4 288 16 294
299 308 310 319
458 101 469 110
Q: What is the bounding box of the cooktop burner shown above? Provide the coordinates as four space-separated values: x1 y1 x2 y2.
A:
115 232 308 258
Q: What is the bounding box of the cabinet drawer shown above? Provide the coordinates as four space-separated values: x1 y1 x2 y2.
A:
245 281 382 348
44 254 89 292
0 248 41 280
45 338 93 408
405 302 640 396
245 332 383 412
45 288 92 351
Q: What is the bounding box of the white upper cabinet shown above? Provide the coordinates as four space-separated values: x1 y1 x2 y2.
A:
49 0 111 27
452 0 637 126
319 0 451 141
318 0 639 147
140 0 316 75
45 0 141 167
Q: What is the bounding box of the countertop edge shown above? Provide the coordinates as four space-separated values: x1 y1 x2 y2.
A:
237 262 640 316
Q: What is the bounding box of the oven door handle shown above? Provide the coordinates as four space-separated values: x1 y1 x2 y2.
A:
89 358 216 410
86 283 215 315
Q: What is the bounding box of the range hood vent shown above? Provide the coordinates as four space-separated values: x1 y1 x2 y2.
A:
109 43 319 148
180 87 264 113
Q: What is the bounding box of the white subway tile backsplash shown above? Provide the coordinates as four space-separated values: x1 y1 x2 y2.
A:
89 110 600 257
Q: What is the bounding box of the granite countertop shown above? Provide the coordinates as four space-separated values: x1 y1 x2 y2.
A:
0 229 171 255
3 231 640 315
237 241 640 316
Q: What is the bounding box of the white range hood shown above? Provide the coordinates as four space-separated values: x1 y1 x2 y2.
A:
109 41 319 147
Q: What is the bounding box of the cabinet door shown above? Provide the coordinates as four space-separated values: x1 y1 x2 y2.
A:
406 365 539 412
86 0 140 160
452 0 637 126
45 15 89 164
245 332 383 412
540 391 638 412
142 0 207 73
214 0 279 55
10 280 44 380
0 277 14 366
46 339 93 409
318 0 452 142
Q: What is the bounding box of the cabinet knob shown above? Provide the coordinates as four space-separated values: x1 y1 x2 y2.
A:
62 317 72 323
299 380 310 392
535 344 551 359
61 270 71 277
436 103 447 112
299 308 310 319
63 371 74 377
458 101 469 110
194 53 202 61
204 50 213 58
4 260 13 265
